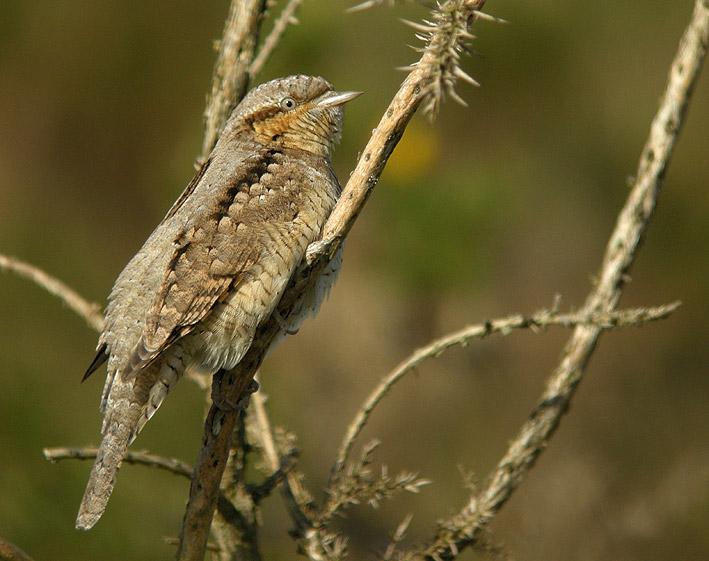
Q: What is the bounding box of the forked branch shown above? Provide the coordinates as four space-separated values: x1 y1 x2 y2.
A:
327 302 682 495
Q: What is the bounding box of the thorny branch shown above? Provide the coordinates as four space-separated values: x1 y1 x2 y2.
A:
417 1 709 558
307 0 488 263
327 302 682 494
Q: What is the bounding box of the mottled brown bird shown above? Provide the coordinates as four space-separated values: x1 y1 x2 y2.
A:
76 75 360 530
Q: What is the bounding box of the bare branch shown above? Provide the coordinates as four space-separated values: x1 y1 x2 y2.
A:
0 254 103 332
249 0 305 79
200 0 269 161
43 447 193 479
418 2 709 557
328 302 681 492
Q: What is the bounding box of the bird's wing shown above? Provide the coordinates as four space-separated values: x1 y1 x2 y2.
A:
119 150 321 381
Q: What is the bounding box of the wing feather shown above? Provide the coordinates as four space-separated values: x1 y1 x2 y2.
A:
113 148 335 382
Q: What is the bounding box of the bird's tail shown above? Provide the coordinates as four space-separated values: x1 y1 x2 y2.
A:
75 399 139 530
76 353 184 530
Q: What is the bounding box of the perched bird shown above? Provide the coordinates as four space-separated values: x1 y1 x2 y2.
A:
76 75 361 530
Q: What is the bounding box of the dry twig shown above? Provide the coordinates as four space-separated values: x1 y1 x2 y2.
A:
0 254 103 332
249 0 305 78
43 447 194 479
328 302 681 493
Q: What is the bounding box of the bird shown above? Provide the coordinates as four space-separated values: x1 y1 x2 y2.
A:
75 75 361 530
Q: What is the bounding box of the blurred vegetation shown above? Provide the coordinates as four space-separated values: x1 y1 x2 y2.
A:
1 1 707 560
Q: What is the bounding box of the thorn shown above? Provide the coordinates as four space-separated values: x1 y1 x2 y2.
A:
400 18 435 33
472 10 509 24
448 88 468 107
345 1 375 12
456 29 477 41
454 66 480 87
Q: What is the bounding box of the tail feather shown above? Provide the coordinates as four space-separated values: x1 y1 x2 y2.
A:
75 401 138 530
76 352 184 529
135 348 184 437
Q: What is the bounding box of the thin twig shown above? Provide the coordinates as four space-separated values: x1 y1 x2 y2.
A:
249 449 299 502
249 0 305 78
43 447 193 478
250 390 314 533
0 254 103 332
327 302 681 493
250 391 279 469
418 2 709 558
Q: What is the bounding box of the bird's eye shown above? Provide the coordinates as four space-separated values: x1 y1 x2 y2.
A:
280 97 296 110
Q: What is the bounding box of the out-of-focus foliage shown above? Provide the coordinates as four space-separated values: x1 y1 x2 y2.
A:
0 1 707 560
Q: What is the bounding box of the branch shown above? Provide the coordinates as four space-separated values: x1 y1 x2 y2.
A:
0 254 103 332
418 2 709 558
306 0 490 266
200 0 269 161
327 302 681 493
0 536 35 561
249 0 305 79
177 2 490 558
249 391 314 533
43 447 193 479
177 0 485 561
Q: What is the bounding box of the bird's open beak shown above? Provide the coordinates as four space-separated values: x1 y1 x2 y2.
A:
317 90 363 108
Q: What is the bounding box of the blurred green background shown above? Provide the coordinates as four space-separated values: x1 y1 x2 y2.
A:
1 1 708 559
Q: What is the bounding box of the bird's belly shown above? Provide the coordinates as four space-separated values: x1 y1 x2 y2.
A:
181 246 342 374
186 264 292 372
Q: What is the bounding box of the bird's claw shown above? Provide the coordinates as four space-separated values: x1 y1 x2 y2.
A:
211 371 260 412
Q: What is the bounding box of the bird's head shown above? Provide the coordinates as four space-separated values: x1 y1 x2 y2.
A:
226 75 361 157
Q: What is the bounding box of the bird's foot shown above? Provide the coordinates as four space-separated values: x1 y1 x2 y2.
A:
273 309 299 335
211 370 260 411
